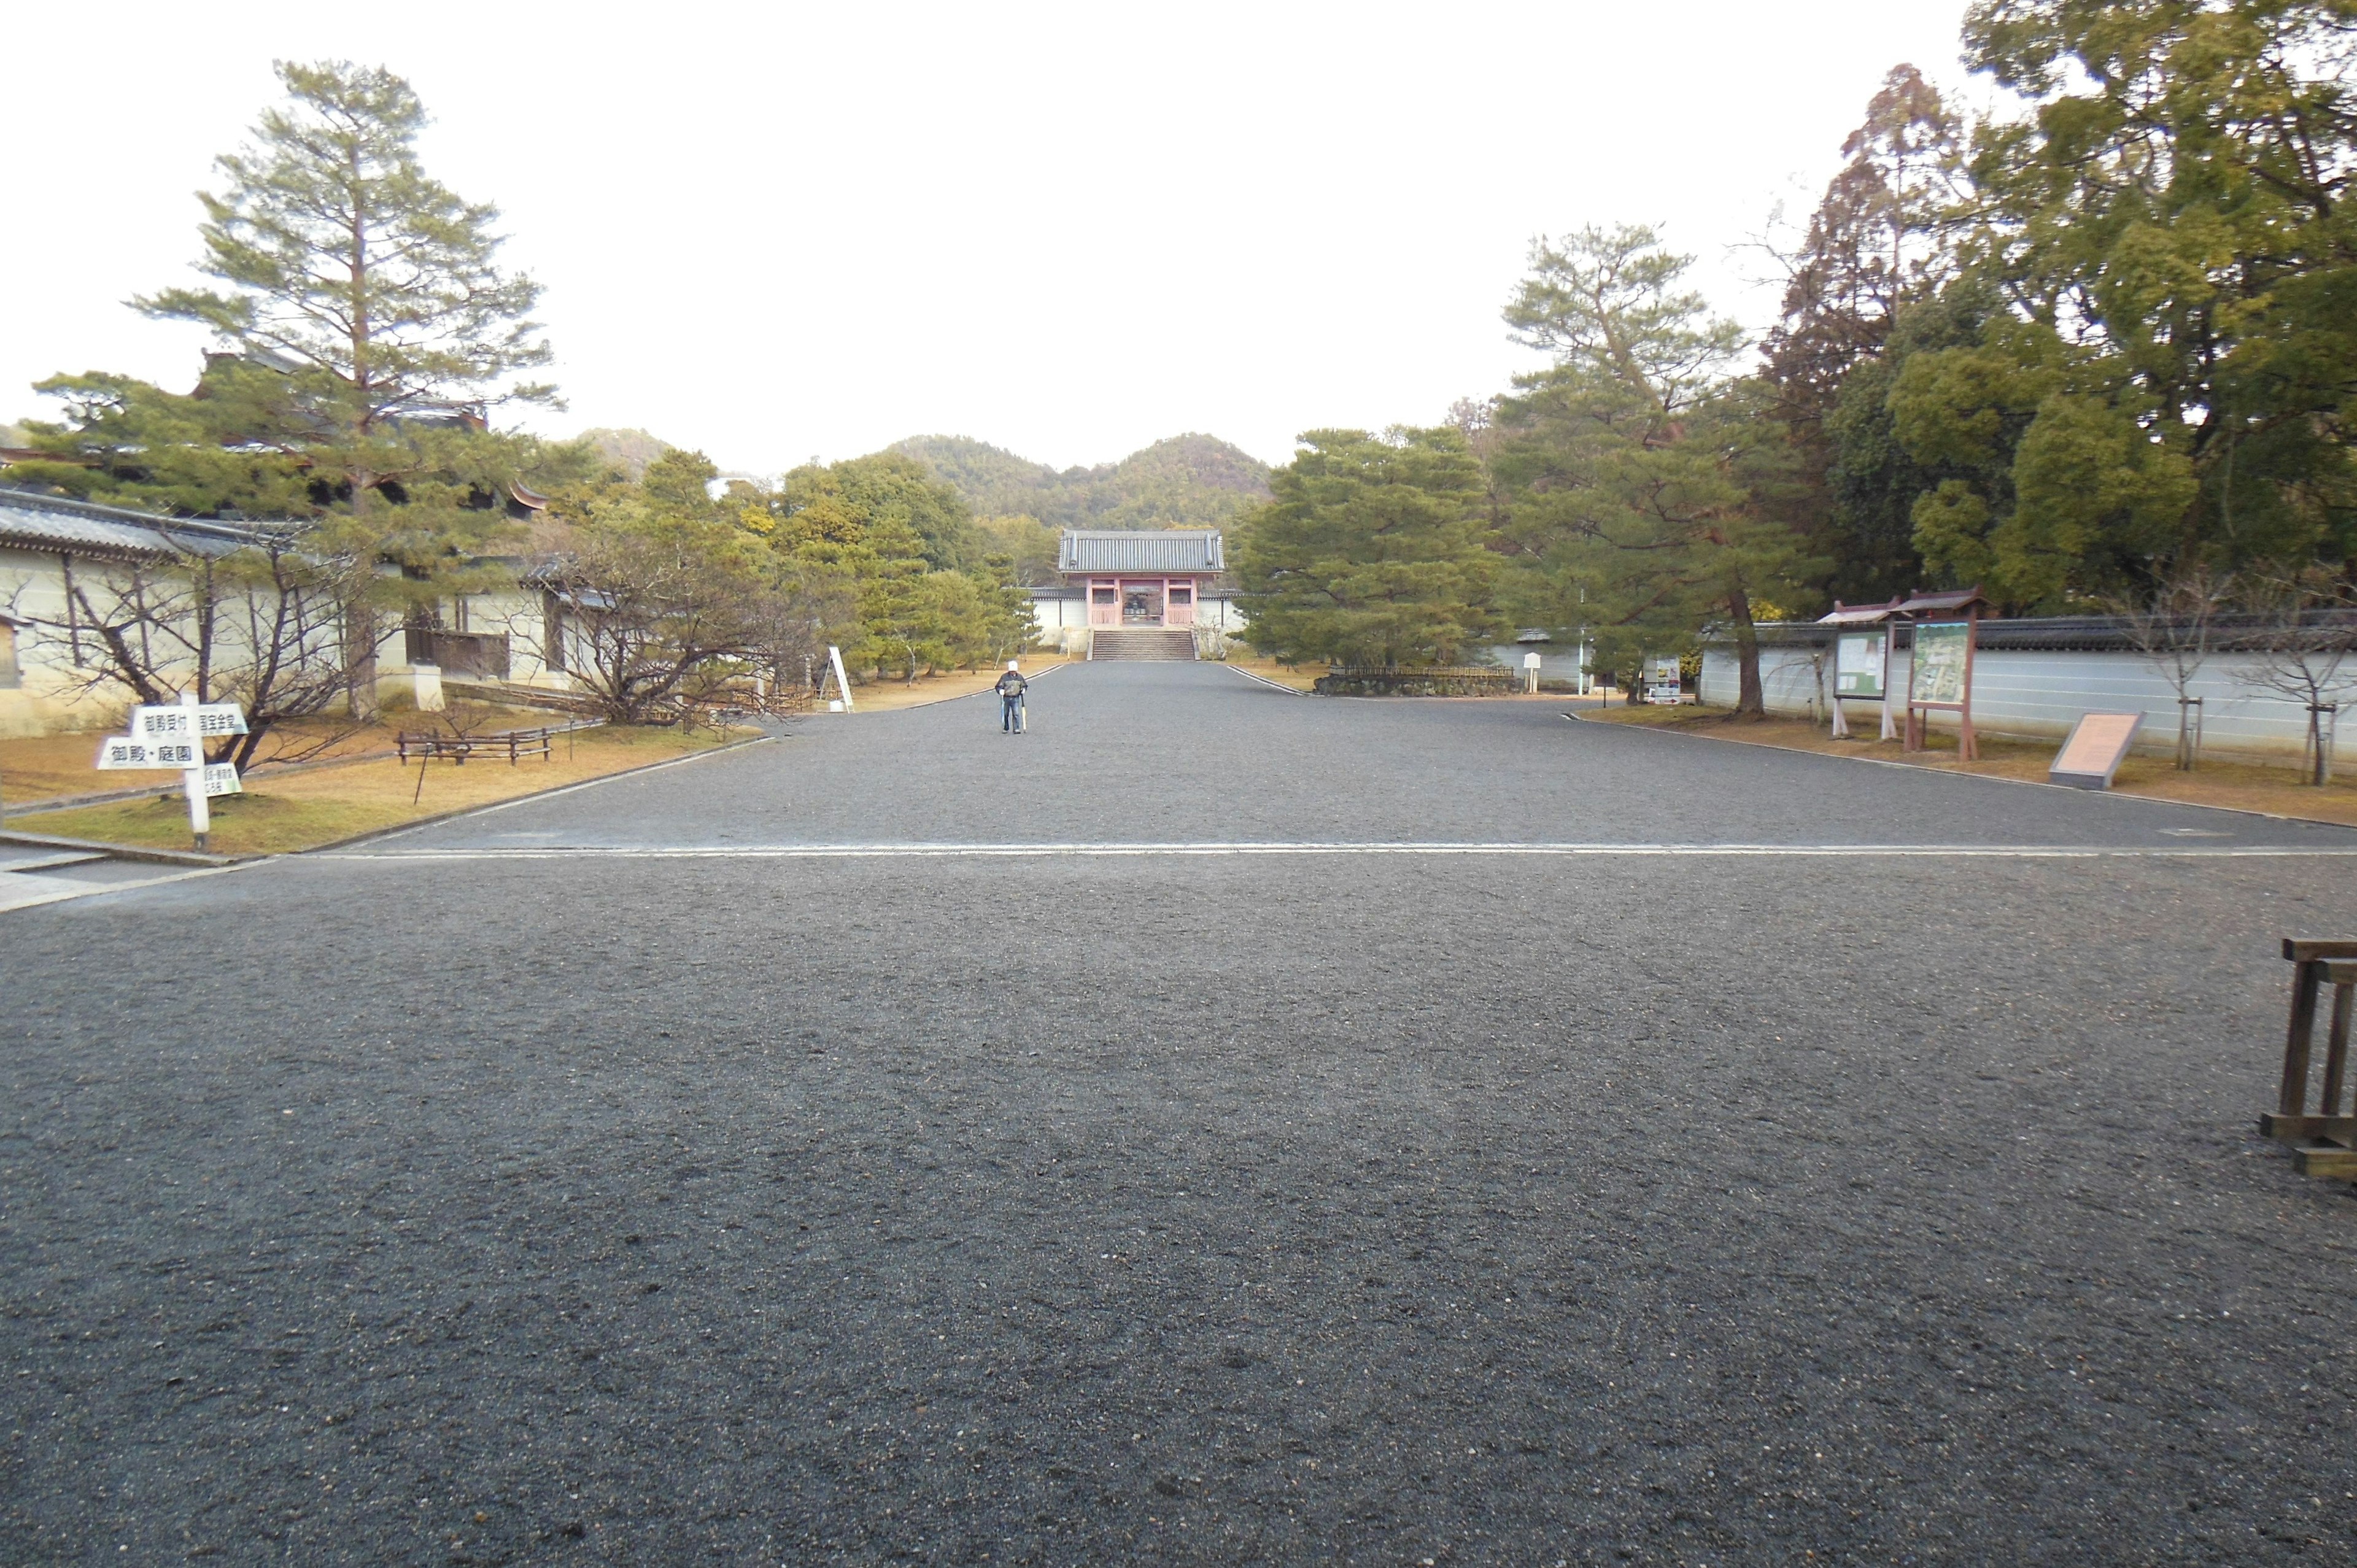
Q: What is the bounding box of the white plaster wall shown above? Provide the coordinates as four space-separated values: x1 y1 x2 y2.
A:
1701 643 2357 764
1480 644 1589 684
1 546 153 735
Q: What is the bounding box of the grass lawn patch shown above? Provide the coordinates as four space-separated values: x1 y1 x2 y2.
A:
10 722 755 855
1582 702 2357 826
0 730 124 809
0 708 561 813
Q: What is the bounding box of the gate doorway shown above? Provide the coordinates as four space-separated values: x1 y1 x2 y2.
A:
1121 583 1164 625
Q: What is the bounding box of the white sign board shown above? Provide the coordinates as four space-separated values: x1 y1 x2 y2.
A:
1834 631 1886 698
95 693 247 851
132 701 247 740
95 736 204 770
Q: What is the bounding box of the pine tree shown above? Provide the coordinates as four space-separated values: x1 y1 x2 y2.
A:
1235 428 1499 666
1492 226 1821 715
114 60 555 711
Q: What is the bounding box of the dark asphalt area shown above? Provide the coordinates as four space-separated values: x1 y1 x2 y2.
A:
7 662 2357 1565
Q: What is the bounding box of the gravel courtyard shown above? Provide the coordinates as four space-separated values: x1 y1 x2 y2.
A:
7 662 2357 1564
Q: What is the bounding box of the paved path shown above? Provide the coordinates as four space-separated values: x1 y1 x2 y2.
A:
8 662 2357 1563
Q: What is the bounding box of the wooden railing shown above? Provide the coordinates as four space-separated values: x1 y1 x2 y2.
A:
396 724 589 767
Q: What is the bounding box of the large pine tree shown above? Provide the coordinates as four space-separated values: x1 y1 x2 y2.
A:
25 61 563 713
1235 428 1499 667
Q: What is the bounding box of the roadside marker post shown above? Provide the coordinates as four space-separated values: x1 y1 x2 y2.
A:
93 690 246 851
834 641 862 712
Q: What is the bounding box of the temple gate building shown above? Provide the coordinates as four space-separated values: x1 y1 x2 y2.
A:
1028 528 1239 658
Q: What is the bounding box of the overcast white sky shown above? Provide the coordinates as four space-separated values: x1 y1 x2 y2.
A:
3 1 1988 476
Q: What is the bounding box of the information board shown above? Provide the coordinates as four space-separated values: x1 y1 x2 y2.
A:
1909 622 1972 706
1644 654 1682 705
1834 631 1885 698
2049 711 2143 790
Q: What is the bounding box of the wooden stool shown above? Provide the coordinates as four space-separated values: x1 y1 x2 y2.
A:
2261 939 2357 1177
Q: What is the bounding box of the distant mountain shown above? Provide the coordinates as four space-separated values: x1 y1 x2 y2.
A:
892 433 1271 531
576 427 673 481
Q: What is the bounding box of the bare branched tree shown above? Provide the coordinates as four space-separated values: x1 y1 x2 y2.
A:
2108 566 2234 770
2235 570 2357 786
539 522 811 727
7 525 370 771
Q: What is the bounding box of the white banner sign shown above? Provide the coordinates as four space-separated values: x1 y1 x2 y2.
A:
201 762 242 797
131 701 247 740
95 736 204 770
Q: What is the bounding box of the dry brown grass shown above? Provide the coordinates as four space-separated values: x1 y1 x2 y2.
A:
1212 655 1322 692
0 709 546 812
8 724 755 855
1582 703 2357 826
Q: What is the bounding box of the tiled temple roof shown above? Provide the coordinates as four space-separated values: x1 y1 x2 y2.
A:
1058 529 1223 575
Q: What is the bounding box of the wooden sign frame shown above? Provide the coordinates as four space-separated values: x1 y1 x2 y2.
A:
1904 617 1980 760
1829 628 1891 740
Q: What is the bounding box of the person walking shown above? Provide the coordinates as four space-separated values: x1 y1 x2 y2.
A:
994 660 1029 734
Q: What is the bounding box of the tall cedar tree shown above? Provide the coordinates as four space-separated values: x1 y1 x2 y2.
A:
1234 428 1499 667
1759 66 1964 603
1492 226 1820 715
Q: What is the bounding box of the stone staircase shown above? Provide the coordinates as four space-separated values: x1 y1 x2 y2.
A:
1088 628 1198 662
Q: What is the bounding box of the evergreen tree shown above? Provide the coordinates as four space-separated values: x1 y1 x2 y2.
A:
1234 428 1499 666
775 453 979 571
1759 65 1965 603
856 514 948 682
21 61 559 714
1883 0 2357 606
1491 225 1821 714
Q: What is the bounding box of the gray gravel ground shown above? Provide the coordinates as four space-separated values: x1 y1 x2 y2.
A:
7 662 2357 1565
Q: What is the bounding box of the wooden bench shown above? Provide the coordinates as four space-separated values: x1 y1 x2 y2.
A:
2261 938 2357 1177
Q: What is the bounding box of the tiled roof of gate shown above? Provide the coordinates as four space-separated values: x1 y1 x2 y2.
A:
1058 528 1223 575
0 488 271 560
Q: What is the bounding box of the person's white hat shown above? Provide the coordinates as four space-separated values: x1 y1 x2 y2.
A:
1007 660 1020 670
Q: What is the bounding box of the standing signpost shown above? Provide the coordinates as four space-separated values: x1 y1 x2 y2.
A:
1883 587 1991 762
1817 599 1905 741
825 644 856 713
93 690 246 851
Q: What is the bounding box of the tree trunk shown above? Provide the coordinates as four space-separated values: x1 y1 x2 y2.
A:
344 604 381 723
1728 587 1765 717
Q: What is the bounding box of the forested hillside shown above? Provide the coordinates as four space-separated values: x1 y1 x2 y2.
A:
893 433 1271 531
